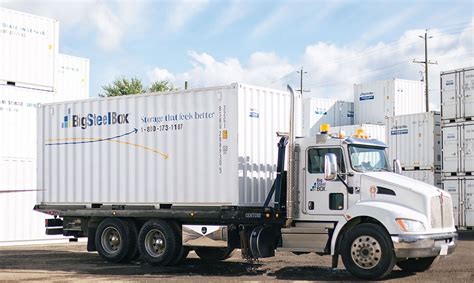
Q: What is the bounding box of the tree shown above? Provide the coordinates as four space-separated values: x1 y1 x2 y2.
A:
100 78 176 97
100 77 146 97
148 80 175 93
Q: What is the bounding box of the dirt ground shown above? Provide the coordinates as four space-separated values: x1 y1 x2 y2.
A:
0 231 472 282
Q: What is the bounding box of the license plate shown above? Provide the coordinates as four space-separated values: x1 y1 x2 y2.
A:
440 243 448 256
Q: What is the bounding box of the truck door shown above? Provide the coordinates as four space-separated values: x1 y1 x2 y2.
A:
305 147 347 215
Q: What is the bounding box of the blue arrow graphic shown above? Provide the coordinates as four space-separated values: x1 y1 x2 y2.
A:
45 128 138 146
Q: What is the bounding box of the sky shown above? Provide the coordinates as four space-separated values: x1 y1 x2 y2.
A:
2 0 473 109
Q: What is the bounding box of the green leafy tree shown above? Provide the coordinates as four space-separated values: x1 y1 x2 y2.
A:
148 80 175 93
100 77 146 97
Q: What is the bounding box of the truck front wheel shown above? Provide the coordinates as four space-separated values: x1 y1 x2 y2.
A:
396 256 437 272
195 247 234 261
138 219 178 266
95 218 137 263
340 223 396 280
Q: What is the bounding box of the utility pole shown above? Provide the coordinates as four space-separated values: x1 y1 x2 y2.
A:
413 29 437 112
296 67 310 95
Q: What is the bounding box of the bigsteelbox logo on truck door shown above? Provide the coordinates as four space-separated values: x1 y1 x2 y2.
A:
61 108 130 129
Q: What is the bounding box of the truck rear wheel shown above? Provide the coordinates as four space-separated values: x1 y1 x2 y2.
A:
195 247 234 261
138 219 178 266
168 223 189 265
124 219 139 262
396 256 437 272
95 218 137 263
340 223 396 280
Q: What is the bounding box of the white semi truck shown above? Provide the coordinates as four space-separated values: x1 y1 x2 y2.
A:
35 84 456 280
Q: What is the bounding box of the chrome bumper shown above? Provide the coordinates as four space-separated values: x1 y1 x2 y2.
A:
391 232 457 258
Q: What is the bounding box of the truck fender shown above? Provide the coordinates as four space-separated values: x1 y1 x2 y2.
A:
330 201 428 255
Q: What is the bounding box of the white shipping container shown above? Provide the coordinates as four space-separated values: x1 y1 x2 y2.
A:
442 177 474 228
387 112 441 170
37 83 301 206
0 8 58 90
354 79 425 125
0 85 53 158
441 66 474 121
330 124 387 143
442 122 474 173
54 54 90 102
302 98 354 137
401 170 441 188
0 157 64 243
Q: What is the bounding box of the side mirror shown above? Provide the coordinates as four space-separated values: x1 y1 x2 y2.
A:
393 159 402 174
324 153 338 181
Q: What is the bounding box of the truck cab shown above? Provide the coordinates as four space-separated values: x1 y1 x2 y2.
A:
278 126 457 279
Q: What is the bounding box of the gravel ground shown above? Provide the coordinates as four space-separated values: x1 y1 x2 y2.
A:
0 231 472 282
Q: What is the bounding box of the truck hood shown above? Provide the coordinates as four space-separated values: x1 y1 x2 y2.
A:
362 171 443 197
359 171 455 232
359 171 449 218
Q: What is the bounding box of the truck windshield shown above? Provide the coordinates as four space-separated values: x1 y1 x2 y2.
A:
348 145 389 172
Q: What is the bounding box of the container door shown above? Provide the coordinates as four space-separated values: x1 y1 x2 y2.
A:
462 69 474 119
463 124 474 172
441 72 457 120
442 125 459 173
305 147 347 215
465 179 474 227
443 179 461 227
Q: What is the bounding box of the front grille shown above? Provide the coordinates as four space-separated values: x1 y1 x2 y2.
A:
431 196 453 229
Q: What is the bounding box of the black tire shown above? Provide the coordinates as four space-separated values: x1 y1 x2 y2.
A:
340 223 396 280
124 219 139 262
195 247 234 261
95 218 136 263
396 256 438 272
138 219 178 266
168 222 189 265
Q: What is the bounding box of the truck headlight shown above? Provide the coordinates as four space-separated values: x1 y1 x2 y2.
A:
395 218 425 232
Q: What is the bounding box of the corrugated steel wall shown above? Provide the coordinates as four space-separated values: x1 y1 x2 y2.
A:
387 112 441 170
39 83 297 206
0 8 58 90
54 53 90 102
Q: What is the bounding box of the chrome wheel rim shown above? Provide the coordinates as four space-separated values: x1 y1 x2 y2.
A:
350 235 382 269
145 229 166 257
101 227 122 254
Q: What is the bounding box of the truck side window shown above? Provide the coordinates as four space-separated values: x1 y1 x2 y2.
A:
308 148 345 174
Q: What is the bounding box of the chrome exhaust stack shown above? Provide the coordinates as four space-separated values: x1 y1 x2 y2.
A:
285 85 296 227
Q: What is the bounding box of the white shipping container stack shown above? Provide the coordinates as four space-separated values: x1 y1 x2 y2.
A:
386 112 441 188
0 7 90 244
0 85 64 244
302 98 354 136
354 79 425 125
441 66 474 228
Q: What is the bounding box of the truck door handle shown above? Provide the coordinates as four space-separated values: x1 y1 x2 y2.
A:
308 201 314 210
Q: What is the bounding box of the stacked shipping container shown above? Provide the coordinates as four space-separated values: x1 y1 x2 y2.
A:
0 7 90 244
386 112 441 188
354 79 425 125
302 98 353 137
441 66 474 228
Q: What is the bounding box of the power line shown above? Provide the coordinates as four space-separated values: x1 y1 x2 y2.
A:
272 21 472 86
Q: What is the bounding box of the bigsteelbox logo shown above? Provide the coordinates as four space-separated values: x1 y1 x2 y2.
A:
62 108 130 129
